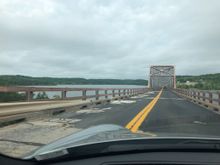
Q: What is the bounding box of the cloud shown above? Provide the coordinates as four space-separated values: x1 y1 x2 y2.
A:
0 0 220 79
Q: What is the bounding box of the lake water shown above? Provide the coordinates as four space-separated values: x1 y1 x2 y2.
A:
33 85 147 99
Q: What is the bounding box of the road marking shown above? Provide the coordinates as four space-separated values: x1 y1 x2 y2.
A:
193 121 207 125
111 100 136 104
144 132 157 137
159 97 185 100
136 130 157 137
126 88 163 133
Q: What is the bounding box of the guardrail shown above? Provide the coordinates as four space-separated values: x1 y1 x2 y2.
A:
173 88 220 111
0 86 148 102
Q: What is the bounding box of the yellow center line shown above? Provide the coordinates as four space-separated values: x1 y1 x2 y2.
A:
125 88 163 133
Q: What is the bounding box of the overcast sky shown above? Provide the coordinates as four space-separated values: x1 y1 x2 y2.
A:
0 0 220 79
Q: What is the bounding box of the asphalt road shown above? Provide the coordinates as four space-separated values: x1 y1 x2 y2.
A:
141 90 220 137
58 89 220 138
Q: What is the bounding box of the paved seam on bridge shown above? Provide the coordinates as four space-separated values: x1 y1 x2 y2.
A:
126 88 163 133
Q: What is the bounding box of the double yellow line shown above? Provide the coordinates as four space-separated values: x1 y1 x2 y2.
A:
126 88 163 133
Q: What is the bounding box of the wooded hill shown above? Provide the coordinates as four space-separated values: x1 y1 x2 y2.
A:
0 75 147 86
0 73 219 90
176 73 220 90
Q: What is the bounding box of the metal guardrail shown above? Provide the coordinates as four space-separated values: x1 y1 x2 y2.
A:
173 88 220 110
0 86 148 102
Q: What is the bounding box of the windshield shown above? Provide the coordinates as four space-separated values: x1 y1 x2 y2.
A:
0 0 220 159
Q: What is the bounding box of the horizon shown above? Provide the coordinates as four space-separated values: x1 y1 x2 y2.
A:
0 73 219 80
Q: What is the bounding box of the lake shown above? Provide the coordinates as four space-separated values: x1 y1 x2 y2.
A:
33 85 147 99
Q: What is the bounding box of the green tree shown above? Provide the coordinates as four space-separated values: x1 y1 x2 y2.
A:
36 92 49 99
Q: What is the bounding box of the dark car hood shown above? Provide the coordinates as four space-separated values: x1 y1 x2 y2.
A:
24 124 220 160
24 124 145 159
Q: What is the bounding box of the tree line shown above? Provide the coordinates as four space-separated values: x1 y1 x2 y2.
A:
176 73 220 90
0 74 219 102
0 75 148 86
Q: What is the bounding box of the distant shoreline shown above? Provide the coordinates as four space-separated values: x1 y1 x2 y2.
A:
0 75 148 86
0 73 219 90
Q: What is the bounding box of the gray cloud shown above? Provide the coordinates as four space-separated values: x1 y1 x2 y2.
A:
0 0 220 79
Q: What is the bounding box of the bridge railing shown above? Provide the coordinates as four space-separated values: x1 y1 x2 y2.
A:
0 86 148 102
173 88 220 110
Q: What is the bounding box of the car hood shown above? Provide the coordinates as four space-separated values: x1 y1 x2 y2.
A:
24 124 220 160
24 124 145 159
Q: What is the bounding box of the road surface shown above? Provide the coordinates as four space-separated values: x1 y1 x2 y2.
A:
58 89 220 137
2 89 220 157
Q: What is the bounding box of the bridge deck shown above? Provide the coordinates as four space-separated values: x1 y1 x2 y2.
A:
60 89 220 137
140 90 220 136
1 89 220 157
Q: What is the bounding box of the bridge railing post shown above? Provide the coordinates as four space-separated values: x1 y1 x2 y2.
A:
195 91 198 99
187 90 189 96
95 90 99 100
193 91 196 99
200 91 202 101
26 91 34 101
209 92 213 104
105 90 108 99
112 90 115 97
82 90 87 100
61 91 67 99
218 92 220 106
203 92 206 102
190 90 192 97
129 89 131 96
118 89 121 97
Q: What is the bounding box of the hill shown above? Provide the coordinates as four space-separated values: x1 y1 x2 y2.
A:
0 75 148 86
0 73 219 90
176 73 220 90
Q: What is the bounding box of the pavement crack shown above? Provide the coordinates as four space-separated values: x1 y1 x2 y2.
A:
0 139 45 146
